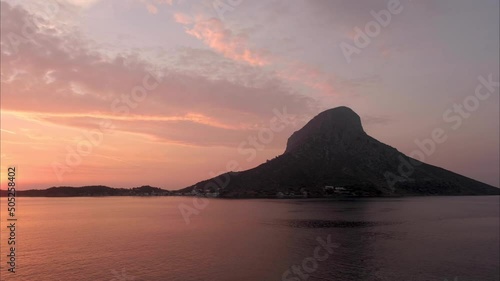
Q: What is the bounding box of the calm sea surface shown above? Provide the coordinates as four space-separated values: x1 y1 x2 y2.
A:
0 196 498 281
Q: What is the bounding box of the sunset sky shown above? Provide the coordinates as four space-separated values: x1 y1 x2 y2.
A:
1 0 498 189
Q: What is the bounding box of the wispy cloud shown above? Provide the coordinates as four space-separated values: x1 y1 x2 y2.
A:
176 14 269 66
0 129 17 135
1 1 314 148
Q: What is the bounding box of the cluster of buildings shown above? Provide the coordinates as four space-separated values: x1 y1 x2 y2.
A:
275 186 356 198
171 186 220 198
323 186 352 195
168 185 371 198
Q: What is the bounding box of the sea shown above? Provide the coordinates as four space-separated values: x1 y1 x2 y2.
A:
0 196 498 281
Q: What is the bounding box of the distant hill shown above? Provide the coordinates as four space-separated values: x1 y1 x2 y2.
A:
181 106 499 198
0 185 170 197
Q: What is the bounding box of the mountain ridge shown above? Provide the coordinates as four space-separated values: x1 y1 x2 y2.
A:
0 185 170 197
4 107 498 198
181 106 499 198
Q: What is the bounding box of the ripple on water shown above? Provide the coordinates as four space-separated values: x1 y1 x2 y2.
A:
270 219 403 229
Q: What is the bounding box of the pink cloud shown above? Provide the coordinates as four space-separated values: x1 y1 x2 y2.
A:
179 16 269 66
173 12 192 24
0 1 314 148
139 0 175 14
146 4 158 14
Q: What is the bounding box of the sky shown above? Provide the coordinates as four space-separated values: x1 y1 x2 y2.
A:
0 0 498 189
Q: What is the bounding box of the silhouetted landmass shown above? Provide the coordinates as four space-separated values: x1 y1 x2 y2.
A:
181 107 499 198
2 107 498 199
0 185 170 197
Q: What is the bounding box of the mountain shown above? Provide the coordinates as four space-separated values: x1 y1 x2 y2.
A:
182 106 499 198
0 185 170 197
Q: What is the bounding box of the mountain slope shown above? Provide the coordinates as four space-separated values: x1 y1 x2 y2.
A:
183 107 499 197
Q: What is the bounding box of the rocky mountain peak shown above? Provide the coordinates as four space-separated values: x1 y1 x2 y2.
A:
285 106 365 154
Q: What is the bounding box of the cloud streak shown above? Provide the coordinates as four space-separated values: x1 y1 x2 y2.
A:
1 1 314 148
176 14 269 66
